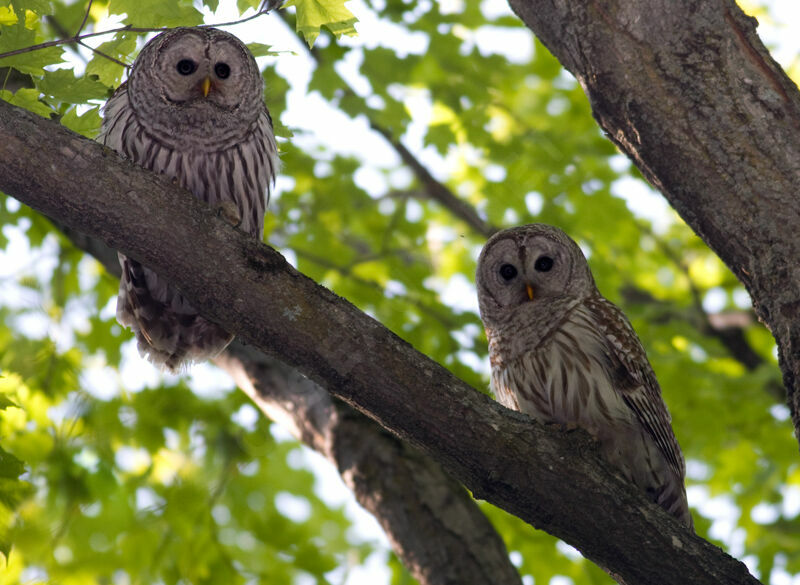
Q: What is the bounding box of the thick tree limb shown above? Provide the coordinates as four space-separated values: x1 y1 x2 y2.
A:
506 0 800 445
53 200 522 585
0 100 758 584
215 347 522 585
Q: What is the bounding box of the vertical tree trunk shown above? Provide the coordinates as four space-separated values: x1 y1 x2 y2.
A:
506 0 800 445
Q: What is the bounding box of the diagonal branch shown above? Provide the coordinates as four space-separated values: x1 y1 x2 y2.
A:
275 11 497 237
279 9 770 382
0 97 759 585
50 168 522 585
215 346 522 585
367 121 496 237
632 224 770 376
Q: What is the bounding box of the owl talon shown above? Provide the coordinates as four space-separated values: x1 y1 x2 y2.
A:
216 201 242 228
545 421 580 433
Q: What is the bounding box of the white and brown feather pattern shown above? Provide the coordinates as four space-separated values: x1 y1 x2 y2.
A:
584 294 687 480
477 224 692 529
492 303 692 527
98 28 279 372
101 87 276 238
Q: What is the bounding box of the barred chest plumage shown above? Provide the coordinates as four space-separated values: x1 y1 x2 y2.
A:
100 86 278 239
488 301 693 527
489 304 635 435
476 224 692 528
96 27 280 372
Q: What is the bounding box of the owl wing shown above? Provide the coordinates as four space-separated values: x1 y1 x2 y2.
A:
584 295 686 480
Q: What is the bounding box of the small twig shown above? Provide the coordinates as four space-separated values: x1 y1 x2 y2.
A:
1 67 11 92
0 4 274 63
635 222 767 372
274 10 498 238
636 222 705 316
293 247 463 329
77 39 130 69
0 25 156 61
74 0 94 37
199 7 272 29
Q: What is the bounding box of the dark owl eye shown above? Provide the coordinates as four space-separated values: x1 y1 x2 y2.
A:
534 256 554 272
176 59 197 75
214 62 231 79
499 264 518 281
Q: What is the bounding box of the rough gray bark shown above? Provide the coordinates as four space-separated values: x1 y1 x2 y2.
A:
55 214 522 585
216 347 522 585
506 0 800 446
0 100 759 585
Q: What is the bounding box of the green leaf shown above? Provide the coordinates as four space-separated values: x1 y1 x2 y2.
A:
0 24 64 74
107 0 203 27
37 69 110 103
0 6 17 27
0 394 16 410
246 42 281 57
85 33 138 87
0 87 53 117
59 105 102 138
284 0 357 47
0 446 24 480
47 0 92 37
15 0 52 16
237 0 263 13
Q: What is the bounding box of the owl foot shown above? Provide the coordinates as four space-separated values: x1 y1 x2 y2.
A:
216 201 242 228
546 421 581 432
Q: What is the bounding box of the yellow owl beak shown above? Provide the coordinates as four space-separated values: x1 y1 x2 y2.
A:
525 284 534 300
201 76 212 97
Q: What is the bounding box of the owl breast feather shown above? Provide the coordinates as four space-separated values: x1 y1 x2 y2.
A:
491 305 633 432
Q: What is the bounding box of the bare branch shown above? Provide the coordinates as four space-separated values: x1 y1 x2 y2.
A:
75 0 94 37
274 11 498 237
279 4 773 396
634 223 768 374
77 40 130 68
45 141 523 585
0 25 154 62
216 346 523 585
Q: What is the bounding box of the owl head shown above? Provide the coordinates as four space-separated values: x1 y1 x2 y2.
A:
126 28 264 143
476 224 596 326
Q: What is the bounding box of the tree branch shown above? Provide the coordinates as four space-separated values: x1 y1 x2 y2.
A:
280 8 772 386
275 11 498 237
0 7 274 65
215 346 522 585
632 223 770 375
0 98 759 585
506 0 800 446
49 184 522 585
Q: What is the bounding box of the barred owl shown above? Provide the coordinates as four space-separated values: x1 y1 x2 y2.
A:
98 27 279 372
476 224 692 528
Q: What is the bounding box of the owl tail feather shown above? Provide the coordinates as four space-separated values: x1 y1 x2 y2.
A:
117 255 234 373
130 327 233 374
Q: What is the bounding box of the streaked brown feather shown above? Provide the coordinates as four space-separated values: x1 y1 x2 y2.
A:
98 28 279 372
478 224 692 529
